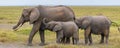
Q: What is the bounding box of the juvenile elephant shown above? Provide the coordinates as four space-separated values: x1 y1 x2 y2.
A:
75 16 111 45
43 19 79 45
12 5 75 46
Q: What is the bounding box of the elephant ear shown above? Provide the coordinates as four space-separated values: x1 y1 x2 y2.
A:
81 20 90 29
53 24 62 32
30 8 40 24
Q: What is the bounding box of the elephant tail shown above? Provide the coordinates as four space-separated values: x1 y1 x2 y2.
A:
42 18 49 25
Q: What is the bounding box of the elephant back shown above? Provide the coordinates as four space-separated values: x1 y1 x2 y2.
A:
91 16 111 34
36 5 75 22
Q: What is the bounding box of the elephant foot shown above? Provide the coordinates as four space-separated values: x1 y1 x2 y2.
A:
85 43 88 45
56 42 61 44
73 43 80 45
99 43 104 44
89 43 93 45
27 43 33 46
56 41 61 44
84 43 89 45
39 43 47 46
73 42 80 45
65 40 70 44
105 42 108 44
99 42 104 44
64 41 70 44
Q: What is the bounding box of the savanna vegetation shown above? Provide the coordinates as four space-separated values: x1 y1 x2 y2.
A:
0 6 120 48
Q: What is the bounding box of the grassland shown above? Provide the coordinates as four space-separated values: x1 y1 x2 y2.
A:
0 6 120 48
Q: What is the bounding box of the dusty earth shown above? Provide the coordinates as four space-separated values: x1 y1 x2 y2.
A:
0 42 44 48
0 23 31 30
0 24 14 30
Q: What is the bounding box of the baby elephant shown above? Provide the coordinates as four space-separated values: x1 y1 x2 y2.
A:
75 16 111 45
43 20 79 45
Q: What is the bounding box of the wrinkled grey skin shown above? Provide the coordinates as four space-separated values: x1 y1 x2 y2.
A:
44 21 79 45
12 5 75 46
75 16 111 45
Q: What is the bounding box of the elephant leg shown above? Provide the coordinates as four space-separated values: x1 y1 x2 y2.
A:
56 32 60 43
72 37 75 44
84 26 91 45
88 33 92 45
66 37 70 44
105 34 109 44
100 34 104 44
102 29 109 44
56 31 63 44
39 30 46 46
60 36 65 43
72 37 79 45
39 23 47 46
28 22 40 46
104 29 109 44
56 35 62 44
72 32 79 45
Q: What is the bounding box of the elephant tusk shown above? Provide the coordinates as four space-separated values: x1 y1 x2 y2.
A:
13 23 23 31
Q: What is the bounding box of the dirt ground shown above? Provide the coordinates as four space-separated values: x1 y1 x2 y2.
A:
0 24 14 30
0 23 31 30
0 42 44 48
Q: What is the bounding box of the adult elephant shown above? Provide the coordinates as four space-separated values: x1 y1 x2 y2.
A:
43 20 79 45
75 16 111 45
12 5 75 46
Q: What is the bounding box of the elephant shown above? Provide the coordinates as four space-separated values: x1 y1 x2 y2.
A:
12 5 75 46
75 16 111 45
43 19 79 45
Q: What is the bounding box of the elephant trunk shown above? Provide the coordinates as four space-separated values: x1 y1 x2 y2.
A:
75 19 81 28
13 16 25 31
42 18 47 26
